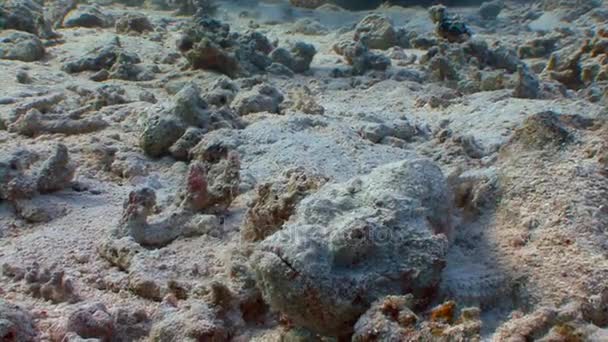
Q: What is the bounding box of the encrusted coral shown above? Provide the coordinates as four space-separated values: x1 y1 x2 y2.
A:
242 167 327 242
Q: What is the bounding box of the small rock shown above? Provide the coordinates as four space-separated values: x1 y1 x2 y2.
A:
0 30 45 62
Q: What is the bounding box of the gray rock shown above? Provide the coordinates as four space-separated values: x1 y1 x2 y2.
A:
0 299 38 341
0 0 56 38
354 14 396 50
16 69 32 83
479 0 502 20
140 83 241 158
178 17 274 78
251 159 451 336
267 62 295 77
62 37 141 74
115 13 153 34
233 84 284 116
45 0 76 28
270 42 316 74
333 40 390 75
0 30 45 62
360 122 394 143
513 65 541 99
64 303 114 340
0 144 75 203
149 302 228 341
62 5 111 28
290 42 316 73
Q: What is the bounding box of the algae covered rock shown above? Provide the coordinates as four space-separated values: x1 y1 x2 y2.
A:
62 5 111 28
270 42 316 74
251 159 451 336
354 14 397 50
0 0 55 38
177 16 276 78
0 299 38 341
0 30 45 62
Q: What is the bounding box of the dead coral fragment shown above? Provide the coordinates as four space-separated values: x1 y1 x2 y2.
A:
2 262 81 303
8 108 108 137
113 153 240 247
0 144 75 203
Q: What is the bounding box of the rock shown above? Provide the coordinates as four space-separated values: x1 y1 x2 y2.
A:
203 78 239 107
9 108 109 137
0 299 38 341
513 65 541 99
113 153 239 247
169 127 205 161
356 300 481 341
233 83 284 116
517 36 559 59
495 302 607 341
16 69 32 83
128 275 163 301
429 5 471 43
62 37 141 74
115 13 153 34
0 30 45 62
508 111 570 150
267 62 295 78
352 295 418 341
0 144 75 202
62 5 111 28
359 122 394 143
270 42 316 74
112 307 151 341
178 17 275 78
98 237 144 271
149 302 229 341
333 40 391 75
391 119 416 141
354 15 396 50
286 87 325 115
58 303 114 341
0 0 55 38
251 159 451 336
14 196 67 223
459 135 486 159
289 42 316 73
170 0 218 16
23 263 80 304
291 18 327 36
541 0 600 21
289 0 326 9
242 167 327 242
545 48 584 90
139 83 241 158
45 0 76 28
479 0 502 20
